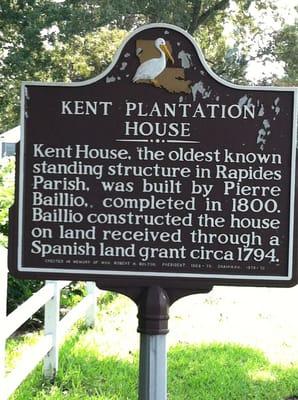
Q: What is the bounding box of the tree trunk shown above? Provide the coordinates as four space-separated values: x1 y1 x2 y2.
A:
188 0 230 34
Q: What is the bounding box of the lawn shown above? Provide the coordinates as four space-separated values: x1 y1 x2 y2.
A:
6 292 298 400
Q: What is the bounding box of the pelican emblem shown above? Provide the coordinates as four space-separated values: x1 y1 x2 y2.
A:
133 38 174 87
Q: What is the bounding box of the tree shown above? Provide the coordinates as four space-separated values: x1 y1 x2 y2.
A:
0 157 14 246
48 28 127 82
0 1 107 132
273 22 298 86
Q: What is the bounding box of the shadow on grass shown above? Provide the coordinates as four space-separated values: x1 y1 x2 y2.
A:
11 330 298 400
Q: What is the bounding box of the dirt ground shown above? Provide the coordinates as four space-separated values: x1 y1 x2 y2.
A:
99 285 298 366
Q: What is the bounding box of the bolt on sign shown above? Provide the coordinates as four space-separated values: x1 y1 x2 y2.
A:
9 23 298 287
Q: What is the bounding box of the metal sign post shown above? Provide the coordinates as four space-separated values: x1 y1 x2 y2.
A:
139 334 167 400
137 287 169 400
103 284 213 399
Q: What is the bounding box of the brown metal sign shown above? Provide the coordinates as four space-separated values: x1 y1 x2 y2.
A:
9 23 298 287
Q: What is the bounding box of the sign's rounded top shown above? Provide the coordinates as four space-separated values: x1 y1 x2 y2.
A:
115 22 225 93
78 22 240 92
24 23 296 94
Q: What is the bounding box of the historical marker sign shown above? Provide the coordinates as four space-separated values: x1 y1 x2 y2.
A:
9 23 298 287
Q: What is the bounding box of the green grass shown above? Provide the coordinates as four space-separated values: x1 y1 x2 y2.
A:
168 344 298 400
5 331 42 373
6 294 298 400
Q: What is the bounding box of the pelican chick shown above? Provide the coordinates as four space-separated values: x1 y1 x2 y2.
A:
133 38 174 86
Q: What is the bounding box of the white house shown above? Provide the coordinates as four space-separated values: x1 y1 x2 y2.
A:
0 126 20 158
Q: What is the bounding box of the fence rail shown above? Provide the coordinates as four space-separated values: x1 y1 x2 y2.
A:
0 247 99 400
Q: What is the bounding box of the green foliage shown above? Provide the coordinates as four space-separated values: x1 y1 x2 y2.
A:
60 282 87 309
273 22 298 86
195 12 250 84
7 280 91 331
48 28 127 82
0 157 15 241
98 290 118 307
0 1 55 131
7 276 44 330
0 157 44 328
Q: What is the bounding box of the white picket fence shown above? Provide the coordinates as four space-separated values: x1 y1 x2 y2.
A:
0 247 100 400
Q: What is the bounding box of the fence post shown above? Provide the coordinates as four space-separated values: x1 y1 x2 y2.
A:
85 282 97 328
43 281 60 380
0 247 8 400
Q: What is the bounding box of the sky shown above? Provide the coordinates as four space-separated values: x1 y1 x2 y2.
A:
274 0 297 24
